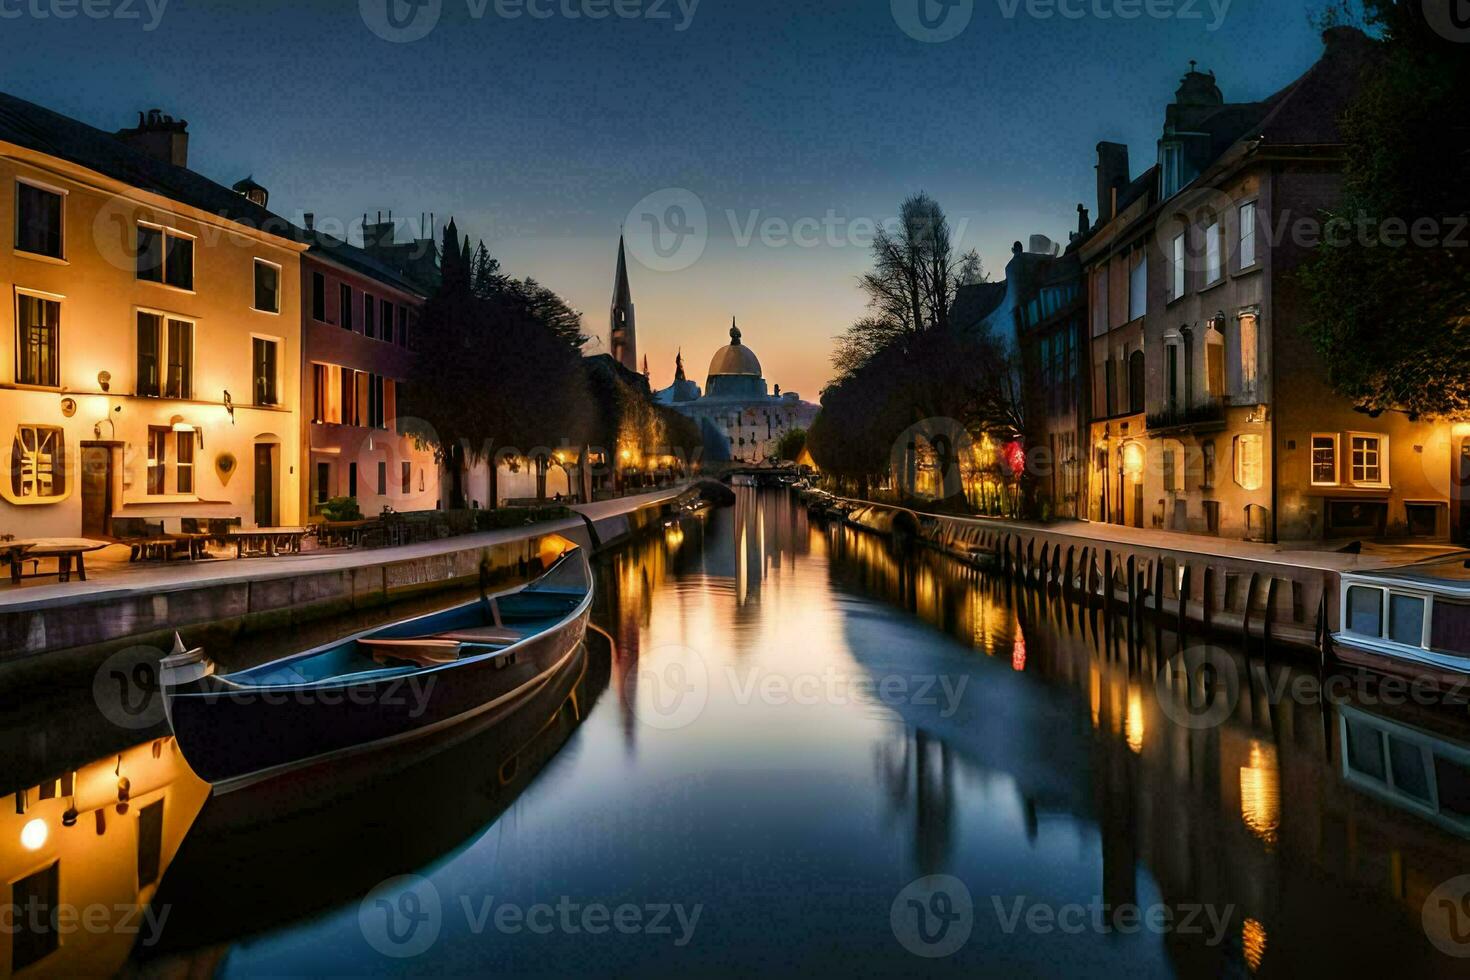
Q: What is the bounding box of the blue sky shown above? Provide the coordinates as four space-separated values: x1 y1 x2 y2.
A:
0 0 1332 395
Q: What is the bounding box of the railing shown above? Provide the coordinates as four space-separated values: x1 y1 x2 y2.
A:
1147 398 1227 433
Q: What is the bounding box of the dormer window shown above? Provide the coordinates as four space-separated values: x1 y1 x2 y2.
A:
1161 143 1183 199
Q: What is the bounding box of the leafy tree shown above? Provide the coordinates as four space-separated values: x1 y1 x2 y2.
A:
777 428 807 463
404 281 593 508
1299 1 1470 418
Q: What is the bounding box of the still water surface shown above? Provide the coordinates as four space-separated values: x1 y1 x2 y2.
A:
6 488 1470 977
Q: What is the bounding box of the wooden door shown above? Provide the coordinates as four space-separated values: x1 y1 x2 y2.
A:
254 444 274 527
80 445 112 537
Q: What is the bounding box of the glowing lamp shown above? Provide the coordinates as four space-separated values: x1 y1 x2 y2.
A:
20 818 47 851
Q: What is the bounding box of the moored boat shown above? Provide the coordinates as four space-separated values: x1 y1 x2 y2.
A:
162 547 593 792
1332 556 1470 691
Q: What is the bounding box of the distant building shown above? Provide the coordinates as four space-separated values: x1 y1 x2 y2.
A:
655 321 817 464
609 235 638 373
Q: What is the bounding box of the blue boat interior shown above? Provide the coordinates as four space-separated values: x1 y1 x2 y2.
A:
223 554 588 689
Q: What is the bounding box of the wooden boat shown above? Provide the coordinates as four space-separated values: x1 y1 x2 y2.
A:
162 548 593 792
1332 556 1470 690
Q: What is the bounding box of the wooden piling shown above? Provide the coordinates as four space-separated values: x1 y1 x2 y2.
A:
1243 572 1261 644
1177 563 1191 637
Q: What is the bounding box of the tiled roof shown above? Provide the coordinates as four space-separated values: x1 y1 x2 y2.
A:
0 91 293 240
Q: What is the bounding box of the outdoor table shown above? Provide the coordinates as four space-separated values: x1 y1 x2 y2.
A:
227 527 309 558
4 538 109 584
317 519 376 549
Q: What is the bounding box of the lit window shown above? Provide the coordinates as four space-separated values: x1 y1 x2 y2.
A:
1234 434 1263 491
137 224 194 289
1204 220 1223 285
15 180 63 259
10 425 66 500
15 291 60 387
1205 326 1225 397
137 313 194 398
253 338 279 406
1311 434 1338 486
253 259 280 313
176 430 195 494
1351 434 1387 486
1239 201 1257 268
1238 312 1258 397
147 426 168 494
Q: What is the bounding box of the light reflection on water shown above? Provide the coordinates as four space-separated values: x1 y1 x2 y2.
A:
4 487 1470 977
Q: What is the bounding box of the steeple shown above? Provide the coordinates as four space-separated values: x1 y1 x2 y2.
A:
610 235 637 372
730 317 742 345
674 348 686 382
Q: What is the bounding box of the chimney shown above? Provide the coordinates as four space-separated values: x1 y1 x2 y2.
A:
304 213 315 231
1095 142 1130 223
1077 203 1090 236
114 109 189 168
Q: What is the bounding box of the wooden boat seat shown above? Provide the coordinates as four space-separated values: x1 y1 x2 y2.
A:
358 626 525 668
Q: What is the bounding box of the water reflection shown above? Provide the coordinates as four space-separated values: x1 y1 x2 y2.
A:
4 487 1470 977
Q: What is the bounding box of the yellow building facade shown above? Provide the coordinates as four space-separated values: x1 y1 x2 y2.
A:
0 119 307 538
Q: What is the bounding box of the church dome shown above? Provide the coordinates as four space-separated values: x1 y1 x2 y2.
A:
708 322 762 378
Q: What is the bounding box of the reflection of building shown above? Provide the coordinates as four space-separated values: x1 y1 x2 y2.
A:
655 322 817 464
1 738 209 975
0 96 307 535
300 222 436 519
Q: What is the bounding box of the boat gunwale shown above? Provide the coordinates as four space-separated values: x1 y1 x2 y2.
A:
170 549 593 697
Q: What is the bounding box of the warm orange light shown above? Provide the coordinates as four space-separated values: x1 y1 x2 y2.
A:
20 818 47 851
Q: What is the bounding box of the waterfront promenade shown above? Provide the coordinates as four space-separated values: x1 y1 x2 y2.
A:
0 488 684 661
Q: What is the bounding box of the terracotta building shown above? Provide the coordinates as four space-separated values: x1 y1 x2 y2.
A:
299 223 435 520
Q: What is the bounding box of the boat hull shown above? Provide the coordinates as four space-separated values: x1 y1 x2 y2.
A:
165 553 594 791
168 611 587 791
1331 634 1470 697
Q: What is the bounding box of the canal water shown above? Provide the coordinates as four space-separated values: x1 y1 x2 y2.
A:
5 488 1470 977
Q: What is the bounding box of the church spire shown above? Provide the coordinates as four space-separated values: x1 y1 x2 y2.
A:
610 235 637 372
674 348 685 382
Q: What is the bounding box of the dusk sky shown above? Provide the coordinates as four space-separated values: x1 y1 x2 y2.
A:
0 0 1331 398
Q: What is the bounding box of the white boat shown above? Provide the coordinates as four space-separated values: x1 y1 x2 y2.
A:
1333 556 1470 689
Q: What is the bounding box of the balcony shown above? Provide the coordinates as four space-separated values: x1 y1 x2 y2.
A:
1147 398 1227 436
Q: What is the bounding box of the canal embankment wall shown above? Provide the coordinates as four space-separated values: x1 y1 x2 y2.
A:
0 489 682 668
824 496 1408 656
